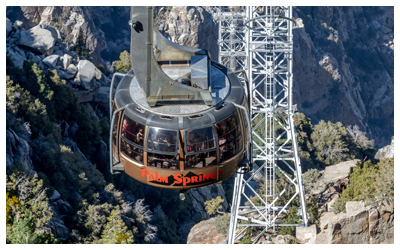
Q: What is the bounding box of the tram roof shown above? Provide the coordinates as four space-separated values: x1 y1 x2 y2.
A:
115 65 245 131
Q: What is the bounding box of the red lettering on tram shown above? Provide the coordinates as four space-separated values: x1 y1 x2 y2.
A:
142 169 222 186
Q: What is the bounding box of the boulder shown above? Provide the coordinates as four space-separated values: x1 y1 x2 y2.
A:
61 54 73 70
346 201 365 214
7 48 26 69
321 159 359 183
272 235 285 244
384 139 394 158
60 120 70 138
319 211 337 230
296 224 316 244
64 64 78 79
96 140 107 163
49 189 61 201
327 209 370 244
77 59 97 90
6 129 34 171
42 55 59 68
272 235 298 244
187 217 226 244
380 26 392 34
371 20 380 30
14 20 24 28
6 19 12 37
17 24 57 55
314 231 327 244
37 220 69 240
324 203 394 244
374 139 394 160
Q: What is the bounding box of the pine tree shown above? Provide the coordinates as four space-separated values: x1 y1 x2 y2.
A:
311 120 350 165
204 196 225 215
114 50 132 72
99 209 134 244
7 172 52 228
372 157 394 207
6 209 55 244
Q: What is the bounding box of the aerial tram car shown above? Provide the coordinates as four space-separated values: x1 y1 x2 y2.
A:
110 6 251 197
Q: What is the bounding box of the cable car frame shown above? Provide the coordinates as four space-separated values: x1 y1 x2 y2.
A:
109 6 252 193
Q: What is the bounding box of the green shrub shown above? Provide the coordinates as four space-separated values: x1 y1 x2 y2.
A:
214 214 230 234
306 195 321 226
303 168 322 193
239 235 252 244
204 196 224 215
371 157 394 207
114 50 131 72
278 206 302 236
311 120 350 166
341 160 379 202
331 198 346 214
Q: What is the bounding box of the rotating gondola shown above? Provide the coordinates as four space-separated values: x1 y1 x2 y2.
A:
110 7 251 197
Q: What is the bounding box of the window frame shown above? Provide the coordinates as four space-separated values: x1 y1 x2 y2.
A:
144 126 180 156
120 115 146 148
215 111 243 163
146 152 180 170
183 125 219 156
120 139 145 164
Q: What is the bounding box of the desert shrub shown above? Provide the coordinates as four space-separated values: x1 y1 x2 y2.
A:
214 214 230 234
341 160 379 202
303 168 322 193
331 198 346 214
311 120 350 166
346 125 375 159
370 157 394 207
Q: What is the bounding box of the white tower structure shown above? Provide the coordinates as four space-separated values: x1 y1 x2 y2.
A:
216 6 309 244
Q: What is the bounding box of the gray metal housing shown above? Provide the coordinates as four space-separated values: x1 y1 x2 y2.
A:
114 63 245 130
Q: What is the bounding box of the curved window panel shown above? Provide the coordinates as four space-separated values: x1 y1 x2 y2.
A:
120 140 144 164
184 151 217 169
146 127 178 153
216 112 243 162
112 105 121 146
121 117 145 147
185 127 216 154
147 153 179 169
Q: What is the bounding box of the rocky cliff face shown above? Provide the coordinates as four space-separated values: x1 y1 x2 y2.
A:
7 6 131 69
293 7 393 148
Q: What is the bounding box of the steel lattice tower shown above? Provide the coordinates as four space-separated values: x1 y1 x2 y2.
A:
216 6 308 244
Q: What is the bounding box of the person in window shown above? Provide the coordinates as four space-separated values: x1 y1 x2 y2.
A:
187 131 195 152
122 120 128 137
122 119 135 142
136 128 144 145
